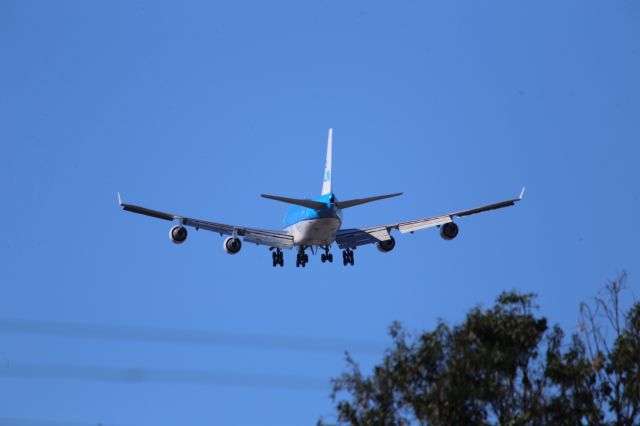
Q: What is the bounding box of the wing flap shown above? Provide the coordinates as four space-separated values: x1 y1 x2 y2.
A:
181 218 294 248
243 230 294 249
396 215 452 233
182 218 235 235
335 226 392 249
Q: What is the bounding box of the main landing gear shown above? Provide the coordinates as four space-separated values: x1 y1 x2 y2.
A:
320 246 334 263
274 246 348 268
296 247 309 268
271 248 284 267
342 248 355 266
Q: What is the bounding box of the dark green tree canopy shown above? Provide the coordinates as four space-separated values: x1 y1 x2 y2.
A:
321 274 639 426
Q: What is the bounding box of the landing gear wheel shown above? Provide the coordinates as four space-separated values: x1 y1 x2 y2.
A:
342 249 355 266
296 247 308 268
321 246 333 264
296 252 306 268
272 249 284 267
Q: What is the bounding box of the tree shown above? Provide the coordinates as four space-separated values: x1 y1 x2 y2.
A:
320 273 639 426
579 272 640 425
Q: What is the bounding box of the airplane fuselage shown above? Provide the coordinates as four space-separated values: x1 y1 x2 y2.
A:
282 193 343 246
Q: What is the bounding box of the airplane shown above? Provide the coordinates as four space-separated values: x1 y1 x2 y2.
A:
118 129 524 268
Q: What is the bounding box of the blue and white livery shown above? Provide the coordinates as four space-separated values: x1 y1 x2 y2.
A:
119 129 524 267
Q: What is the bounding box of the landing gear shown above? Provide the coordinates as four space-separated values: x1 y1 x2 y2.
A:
342 248 355 266
296 247 309 268
320 246 334 263
271 248 284 267
321 253 334 263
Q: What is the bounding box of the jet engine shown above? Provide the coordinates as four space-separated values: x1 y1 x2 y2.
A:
440 222 459 240
223 237 242 255
377 236 396 253
169 225 188 244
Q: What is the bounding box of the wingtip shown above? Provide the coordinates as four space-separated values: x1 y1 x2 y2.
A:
519 186 526 200
117 192 123 206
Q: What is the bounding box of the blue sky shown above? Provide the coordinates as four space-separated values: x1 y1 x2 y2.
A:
1 1 639 424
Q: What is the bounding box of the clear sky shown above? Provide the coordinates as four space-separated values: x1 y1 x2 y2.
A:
1 1 639 424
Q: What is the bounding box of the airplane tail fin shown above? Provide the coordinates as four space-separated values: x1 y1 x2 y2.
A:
321 128 333 195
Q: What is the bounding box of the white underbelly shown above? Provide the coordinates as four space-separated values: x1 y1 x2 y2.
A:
285 218 341 246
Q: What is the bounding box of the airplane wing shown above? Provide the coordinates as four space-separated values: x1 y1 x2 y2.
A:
335 188 525 249
118 194 294 249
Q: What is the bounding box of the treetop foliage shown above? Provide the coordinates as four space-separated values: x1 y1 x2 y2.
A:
320 274 639 426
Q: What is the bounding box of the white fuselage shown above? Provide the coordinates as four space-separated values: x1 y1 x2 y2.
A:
284 217 342 246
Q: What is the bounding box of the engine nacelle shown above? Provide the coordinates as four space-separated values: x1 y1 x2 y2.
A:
377 236 396 253
223 237 242 255
440 222 459 240
169 225 188 244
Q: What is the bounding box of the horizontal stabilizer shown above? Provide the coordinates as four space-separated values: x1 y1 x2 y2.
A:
261 194 326 210
336 192 403 209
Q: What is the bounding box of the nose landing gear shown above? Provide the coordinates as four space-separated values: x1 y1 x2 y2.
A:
342 248 355 266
